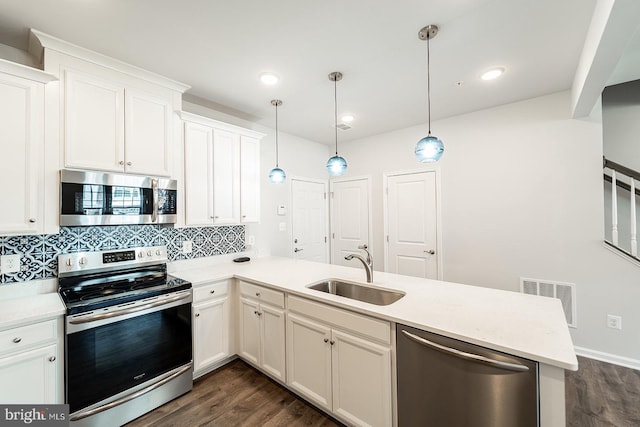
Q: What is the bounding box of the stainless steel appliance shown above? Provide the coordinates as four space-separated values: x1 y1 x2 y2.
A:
396 324 539 427
60 169 177 226
58 246 192 427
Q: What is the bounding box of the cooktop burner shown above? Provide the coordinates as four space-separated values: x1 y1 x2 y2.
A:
58 246 192 315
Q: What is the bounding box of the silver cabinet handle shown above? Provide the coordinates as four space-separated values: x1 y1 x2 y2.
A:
330 340 335 346
119 160 125 165
49 356 56 362
294 248 303 253
70 364 192 421
29 218 36 223
195 313 200 317
324 338 329 343
126 161 132 166
12 337 21 343
424 250 435 254
400 330 529 372
210 290 215 294
255 292 260 297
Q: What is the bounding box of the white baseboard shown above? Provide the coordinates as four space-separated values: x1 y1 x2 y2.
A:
575 346 640 371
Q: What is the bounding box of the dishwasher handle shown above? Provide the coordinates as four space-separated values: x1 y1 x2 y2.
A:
401 330 529 373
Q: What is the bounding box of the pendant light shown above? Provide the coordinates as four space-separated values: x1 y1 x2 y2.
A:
268 99 286 184
415 24 445 163
326 71 347 176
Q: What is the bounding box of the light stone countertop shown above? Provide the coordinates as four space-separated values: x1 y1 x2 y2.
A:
0 279 65 330
173 256 578 370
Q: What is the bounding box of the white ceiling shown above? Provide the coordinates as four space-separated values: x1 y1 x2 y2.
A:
0 0 620 144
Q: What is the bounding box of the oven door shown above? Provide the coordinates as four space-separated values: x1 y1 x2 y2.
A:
65 291 192 416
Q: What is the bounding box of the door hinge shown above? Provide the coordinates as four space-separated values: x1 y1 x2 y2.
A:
324 192 327 200
386 235 389 242
332 233 335 239
324 236 327 243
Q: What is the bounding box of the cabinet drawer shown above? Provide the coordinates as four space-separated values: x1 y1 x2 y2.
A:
193 280 229 303
239 281 285 308
0 319 57 354
288 296 390 345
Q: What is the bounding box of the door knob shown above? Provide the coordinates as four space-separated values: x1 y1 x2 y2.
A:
425 250 435 255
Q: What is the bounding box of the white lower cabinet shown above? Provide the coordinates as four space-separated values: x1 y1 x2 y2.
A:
0 318 62 403
238 281 286 382
193 280 230 378
286 297 392 427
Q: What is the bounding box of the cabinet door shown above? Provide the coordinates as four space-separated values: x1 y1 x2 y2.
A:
286 313 332 411
260 303 285 382
184 122 214 225
240 136 260 223
331 329 392 427
212 129 240 224
125 88 173 176
64 69 125 172
239 297 260 366
0 72 43 234
0 344 58 404
193 297 229 375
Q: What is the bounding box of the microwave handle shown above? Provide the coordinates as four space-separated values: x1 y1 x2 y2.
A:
152 178 158 223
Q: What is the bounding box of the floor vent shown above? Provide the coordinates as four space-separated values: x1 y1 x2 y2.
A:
520 278 577 328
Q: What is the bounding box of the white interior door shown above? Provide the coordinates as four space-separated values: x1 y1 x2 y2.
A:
385 171 440 279
330 178 371 267
291 179 328 262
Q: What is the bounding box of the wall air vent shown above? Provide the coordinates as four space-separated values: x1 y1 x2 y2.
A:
337 123 351 130
520 277 577 328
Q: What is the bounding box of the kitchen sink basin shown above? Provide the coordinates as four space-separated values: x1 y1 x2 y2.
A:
306 279 405 306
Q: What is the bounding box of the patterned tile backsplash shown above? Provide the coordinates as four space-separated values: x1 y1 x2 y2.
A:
0 225 245 284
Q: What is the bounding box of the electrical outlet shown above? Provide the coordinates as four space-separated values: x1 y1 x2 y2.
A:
182 240 193 254
607 314 622 330
0 254 21 274
246 235 256 245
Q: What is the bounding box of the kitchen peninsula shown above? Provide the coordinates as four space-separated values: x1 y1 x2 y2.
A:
172 255 577 427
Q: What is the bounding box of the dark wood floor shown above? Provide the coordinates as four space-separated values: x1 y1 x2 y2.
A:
127 356 639 426
125 359 343 427
565 356 640 427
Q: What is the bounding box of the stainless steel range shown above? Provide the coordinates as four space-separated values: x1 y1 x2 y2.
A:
58 245 193 427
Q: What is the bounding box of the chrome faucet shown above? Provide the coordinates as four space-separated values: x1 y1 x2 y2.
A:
345 244 374 283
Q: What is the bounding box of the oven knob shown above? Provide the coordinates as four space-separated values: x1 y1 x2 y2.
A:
147 250 153 257
156 249 162 256
138 251 144 258
66 259 73 267
79 257 87 265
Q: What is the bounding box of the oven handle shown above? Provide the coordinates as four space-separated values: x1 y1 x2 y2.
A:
69 363 192 421
69 292 191 325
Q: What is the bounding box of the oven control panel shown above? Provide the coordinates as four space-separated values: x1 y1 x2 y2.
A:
58 245 168 275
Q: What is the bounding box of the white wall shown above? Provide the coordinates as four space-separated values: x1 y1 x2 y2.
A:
339 91 640 363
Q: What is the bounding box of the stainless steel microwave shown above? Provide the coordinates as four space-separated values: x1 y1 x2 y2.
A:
60 170 177 226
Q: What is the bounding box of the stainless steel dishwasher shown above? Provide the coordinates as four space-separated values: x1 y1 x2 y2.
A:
397 324 539 426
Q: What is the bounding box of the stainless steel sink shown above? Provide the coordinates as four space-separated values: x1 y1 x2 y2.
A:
306 279 405 306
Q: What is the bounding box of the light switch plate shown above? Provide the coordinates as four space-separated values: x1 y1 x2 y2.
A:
0 254 21 274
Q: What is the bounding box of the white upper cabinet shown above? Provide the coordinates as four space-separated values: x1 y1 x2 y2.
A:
0 60 56 235
30 30 189 178
181 112 264 226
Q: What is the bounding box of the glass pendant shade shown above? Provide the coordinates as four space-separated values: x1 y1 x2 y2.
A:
268 167 286 184
326 155 347 176
415 135 444 163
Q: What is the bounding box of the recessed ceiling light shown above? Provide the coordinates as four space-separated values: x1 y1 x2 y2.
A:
260 72 279 85
341 114 355 123
481 68 504 81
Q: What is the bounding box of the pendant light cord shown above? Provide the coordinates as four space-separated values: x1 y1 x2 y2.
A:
427 33 432 136
334 76 339 156
275 102 279 167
